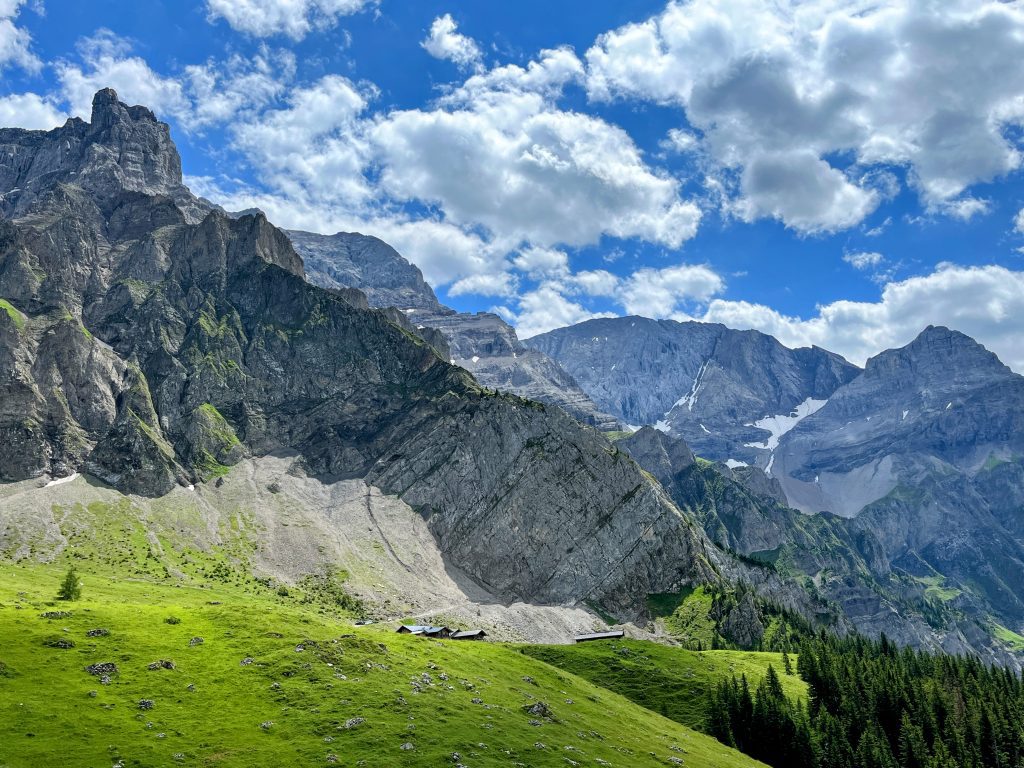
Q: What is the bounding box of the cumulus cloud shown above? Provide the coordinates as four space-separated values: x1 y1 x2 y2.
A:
0 0 39 72
503 284 617 339
422 13 482 71
205 0 374 40
699 264 1024 371
0 92 66 129
57 31 292 131
371 48 701 250
586 0 1024 231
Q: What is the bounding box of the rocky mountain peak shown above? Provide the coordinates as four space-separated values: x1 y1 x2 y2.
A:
0 88 205 223
864 325 1011 383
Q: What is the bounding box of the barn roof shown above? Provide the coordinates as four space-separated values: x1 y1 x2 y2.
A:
574 630 625 642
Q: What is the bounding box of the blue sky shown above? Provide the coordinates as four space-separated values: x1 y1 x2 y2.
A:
3 0 1024 369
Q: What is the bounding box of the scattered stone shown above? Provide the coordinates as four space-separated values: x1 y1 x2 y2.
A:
40 610 73 619
522 675 537 685
524 701 555 720
451 752 461 762
668 758 684 765
344 717 365 730
147 660 176 671
471 698 483 705
186 683 196 692
271 682 281 690
173 754 185 762
100 675 112 685
326 755 338 764
44 637 75 648
259 721 274 730
138 699 155 710
268 482 282 494
240 657 254 666
399 743 414 751
323 736 334 743
87 690 98 698
189 637 204 646
86 628 110 637
85 662 118 677
528 719 543 727
534 742 547 749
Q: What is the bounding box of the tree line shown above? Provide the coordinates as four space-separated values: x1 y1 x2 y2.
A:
707 633 1024 768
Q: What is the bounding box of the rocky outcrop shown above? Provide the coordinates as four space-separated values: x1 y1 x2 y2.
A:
285 229 620 430
526 316 858 462
287 230 443 311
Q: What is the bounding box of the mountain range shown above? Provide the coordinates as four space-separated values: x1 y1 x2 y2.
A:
1 89 1022 672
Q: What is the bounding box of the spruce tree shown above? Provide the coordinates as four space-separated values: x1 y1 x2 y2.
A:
57 565 81 601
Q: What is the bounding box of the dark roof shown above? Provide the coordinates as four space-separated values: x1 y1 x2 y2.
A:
451 629 487 639
397 625 450 635
574 631 625 642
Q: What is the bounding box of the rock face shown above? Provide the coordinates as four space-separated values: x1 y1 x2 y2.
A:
526 316 858 462
617 427 1023 670
285 229 619 430
0 88 210 224
0 89 716 620
287 230 442 311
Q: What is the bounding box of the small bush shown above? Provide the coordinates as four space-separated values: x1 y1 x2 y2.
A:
164 616 181 625
277 585 290 597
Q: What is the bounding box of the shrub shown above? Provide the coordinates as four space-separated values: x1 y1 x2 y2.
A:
164 616 181 625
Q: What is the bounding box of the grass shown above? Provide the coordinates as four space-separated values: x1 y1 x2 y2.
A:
521 640 807 733
914 575 962 603
0 562 767 768
0 298 25 331
992 622 1024 651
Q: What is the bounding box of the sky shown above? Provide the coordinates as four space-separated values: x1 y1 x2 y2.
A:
3 0 1024 370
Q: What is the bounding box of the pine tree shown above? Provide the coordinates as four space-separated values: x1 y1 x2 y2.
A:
57 565 81 601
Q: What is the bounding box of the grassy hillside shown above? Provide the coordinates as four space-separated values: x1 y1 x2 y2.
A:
0 562 766 768
521 640 808 732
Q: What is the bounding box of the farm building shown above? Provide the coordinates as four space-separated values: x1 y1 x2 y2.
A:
451 630 487 640
574 631 625 643
396 625 452 638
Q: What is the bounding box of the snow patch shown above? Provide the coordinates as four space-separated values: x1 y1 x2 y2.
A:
725 458 748 469
765 454 776 475
946 402 953 410
902 410 909 420
744 397 828 452
471 355 480 363
653 420 671 433
44 472 79 488
700 424 711 434
673 359 709 413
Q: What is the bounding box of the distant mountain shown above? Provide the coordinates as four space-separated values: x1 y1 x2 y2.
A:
532 316 1024 666
287 229 443 311
286 230 619 429
526 316 858 460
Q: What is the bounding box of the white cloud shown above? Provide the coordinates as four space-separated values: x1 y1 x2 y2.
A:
616 263 725 317
843 251 884 270
205 0 374 40
231 74 373 205
700 264 1024 371
448 271 518 298
371 48 702 250
586 0 1024 231
513 246 569 279
422 13 482 71
507 284 617 339
941 196 991 222
0 92 66 129
0 0 39 72
1015 208 1024 235
57 31 292 131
